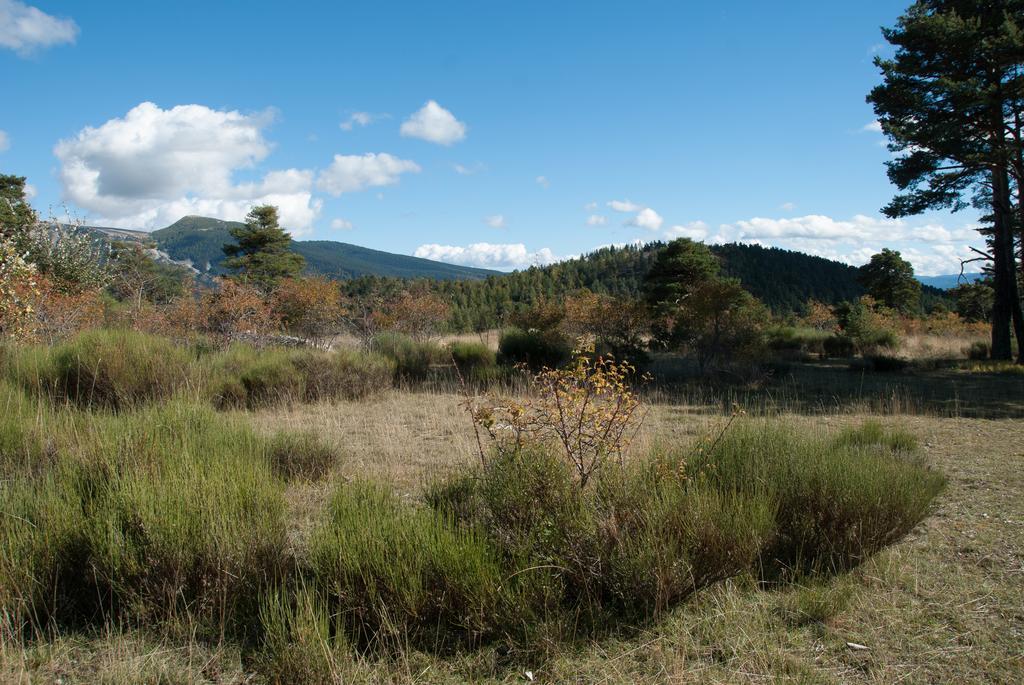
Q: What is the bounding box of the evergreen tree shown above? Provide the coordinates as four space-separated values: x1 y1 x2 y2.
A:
0 174 37 248
858 249 922 313
642 238 720 312
867 0 1024 361
222 205 305 292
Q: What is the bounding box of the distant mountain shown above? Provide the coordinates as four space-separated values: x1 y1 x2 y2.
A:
917 273 985 290
140 216 498 281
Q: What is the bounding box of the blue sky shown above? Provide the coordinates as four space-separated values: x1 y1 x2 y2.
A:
1 0 986 275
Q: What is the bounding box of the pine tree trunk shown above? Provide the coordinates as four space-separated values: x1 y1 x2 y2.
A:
990 163 1016 360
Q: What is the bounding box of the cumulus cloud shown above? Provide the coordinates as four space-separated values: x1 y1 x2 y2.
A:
608 199 641 213
454 162 484 175
339 111 389 131
629 207 664 231
862 120 883 133
484 214 506 229
730 214 902 241
586 214 607 226
0 130 8 152
0 0 78 56
415 242 557 269
664 221 708 241
53 101 322 234
712 212 986 276
331 218 353 230
316 152 420 195
536 175 550 189
400 100 467 145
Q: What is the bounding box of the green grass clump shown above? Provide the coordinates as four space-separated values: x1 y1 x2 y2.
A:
766 326 830 356
833 419 918 453
497 327 571 371
294 349 395 401
258 586 352 683
309 482 504 649
428 446 772 632
369 332 442 383
687 420 943 578
267 430 339 480
209 345 393 409
0 391 288 639
12 330 194 409
448 340 497 378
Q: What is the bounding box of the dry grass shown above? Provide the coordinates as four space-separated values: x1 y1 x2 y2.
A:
3 388 1022 684
895 333 987 361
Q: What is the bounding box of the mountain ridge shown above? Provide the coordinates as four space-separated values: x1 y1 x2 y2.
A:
90 215 500 281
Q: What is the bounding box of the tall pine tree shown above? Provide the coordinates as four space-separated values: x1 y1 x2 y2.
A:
867 0 1024 362
223 205 305 293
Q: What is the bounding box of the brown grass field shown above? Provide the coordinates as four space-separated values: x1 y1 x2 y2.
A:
4 378 1022 684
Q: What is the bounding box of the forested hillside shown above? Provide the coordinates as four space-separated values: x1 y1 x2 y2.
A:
342 241 936 331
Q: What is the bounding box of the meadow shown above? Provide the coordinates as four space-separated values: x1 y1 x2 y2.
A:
1 328 1019 684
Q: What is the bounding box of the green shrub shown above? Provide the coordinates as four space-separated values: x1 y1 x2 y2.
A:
966 340 990 360
0 399 288 638
267 431 339 480
823 334 856 358
497 327 571 371
428 446 772 628
852 354 909 373
309 482 504 648
370 332 441 383
237 354 306 407
766 326 830 356
687 420 943 578
833 420 918 453
294 349 394 402
40 330 193 409
209 346 393 409
258 586 351 683
447 340 496 377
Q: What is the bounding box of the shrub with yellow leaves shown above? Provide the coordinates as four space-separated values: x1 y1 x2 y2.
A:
466 344 648 487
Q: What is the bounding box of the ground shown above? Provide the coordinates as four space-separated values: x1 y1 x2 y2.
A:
4 391 1023 683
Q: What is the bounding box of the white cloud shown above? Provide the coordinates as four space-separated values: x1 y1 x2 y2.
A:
0 0 78 56
331 218 353 230
629 207 664 231
316 152 420 195
454 162 485 175
664 221 708 241
779 201 796 211
400 100 467 145
415 242 557 269
586 214 607 226
23 182 36 199
53 101 322 234
608 199 641 212
730 214 901 241
0 130 7 151
339 111 388 131
484 214 506 229
339 112 372 131
584 202 598 211
862 120 883 133
712 212 987 276
536 175 550 189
